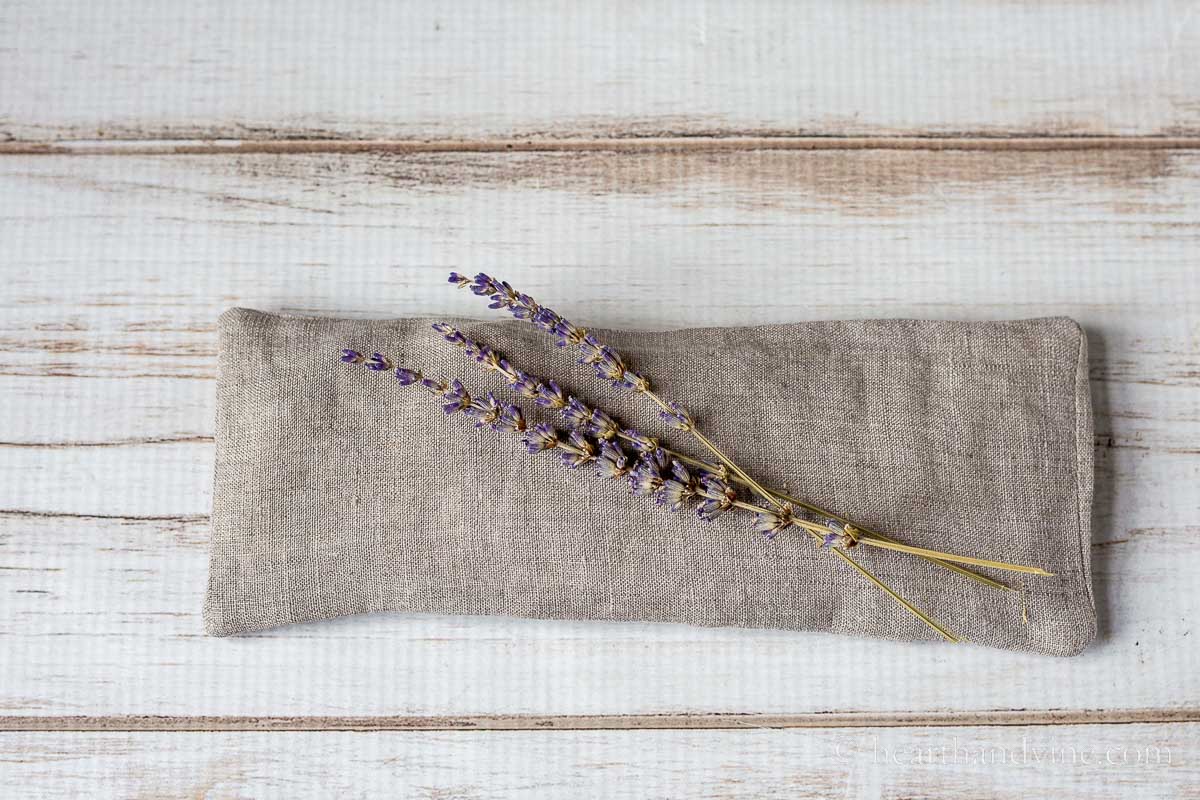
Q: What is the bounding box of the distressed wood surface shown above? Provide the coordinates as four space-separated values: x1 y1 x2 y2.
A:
4 4 1200 792
1 724 1195 799
2 0 1200 142
1 150 1197 722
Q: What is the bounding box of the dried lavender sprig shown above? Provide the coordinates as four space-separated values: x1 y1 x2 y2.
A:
343 349 966 640
430 321 1015 591
340 350 712 521
431 322 732 484
447 273 790 511
446 279 1021 639
427 326 1046 587
447 273 1013 593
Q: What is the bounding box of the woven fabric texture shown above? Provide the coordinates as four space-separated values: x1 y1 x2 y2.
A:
205 308 1096 655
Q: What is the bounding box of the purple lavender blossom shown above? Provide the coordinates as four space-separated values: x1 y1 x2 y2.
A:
588 408 619 440
463 391 503 428
696 475 736 522
622 371 650 392
340 349 364 364
754 505 795 540
595 440 631 479
629 457 666 496
591 346 626 385
432 322 467 347
522 422 560 453
535 380 568 409
421 377 448 396
533 307 562 333
441 379 471 414
578 334 605 365
495 403 527 434
823 521 858 549
448 272 472 287
366 352 391 371
510 292 540 321
621 429 659 453
656 462 698 512
508 370 541 399
464 339 502 370
562 397 593 429
659 401 695 432
470 272 502 298
449 274 651 399
469 273 519 311
560 431 597 469
552 318 588 348
395 367 421 385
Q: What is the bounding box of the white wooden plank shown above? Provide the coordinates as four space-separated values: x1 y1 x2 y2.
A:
0 512 1195 716
1 0 1198 141
1 725 1196 799
0 150 1198 716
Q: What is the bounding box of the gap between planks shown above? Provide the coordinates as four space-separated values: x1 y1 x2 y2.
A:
3 136 1200 156
3 710 1199 733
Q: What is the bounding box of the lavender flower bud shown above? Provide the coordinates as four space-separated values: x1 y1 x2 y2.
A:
432 322 467 347
560 431 596 469
508 370 542 399
552 319 588 348
495 404 527 434
366 352 391 371
478 275 518 310
754 505 795 540
510 292 540 321
448 272 471 287
656 462 698 511
578 334 605 364
535 380 568 409
562 397 593 429
463 391 502 428
659 401 695 431
533 307 561 333
420 377 448 396
621 429 659 453
523 423 560 453
340 349 364 364
629 459 665 496
657 477 697 512
588 408 619 440
592 346 628 386
441 379 471 414
465 340 502 370
395 367 421 385
646 448 672 473
594 440 630 479
622 371 650 392
470 272 501 297
696 475 736 522
823 522 858 549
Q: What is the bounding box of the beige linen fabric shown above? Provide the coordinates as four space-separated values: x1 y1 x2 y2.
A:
205 308 1096 655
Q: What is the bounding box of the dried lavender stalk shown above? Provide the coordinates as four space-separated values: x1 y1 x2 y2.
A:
429 325 1051 578
342 345 963 641
339 349 741 548
447 272 1035 592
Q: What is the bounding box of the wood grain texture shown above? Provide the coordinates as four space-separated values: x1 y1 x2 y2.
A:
1 725 1195 799
5 2 1198 794
2 0 1199 142
1 150 1197 720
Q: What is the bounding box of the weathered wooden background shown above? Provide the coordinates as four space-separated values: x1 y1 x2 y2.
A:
2 1 1199 797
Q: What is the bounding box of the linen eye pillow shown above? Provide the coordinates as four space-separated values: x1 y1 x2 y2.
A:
205 308 1095 656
